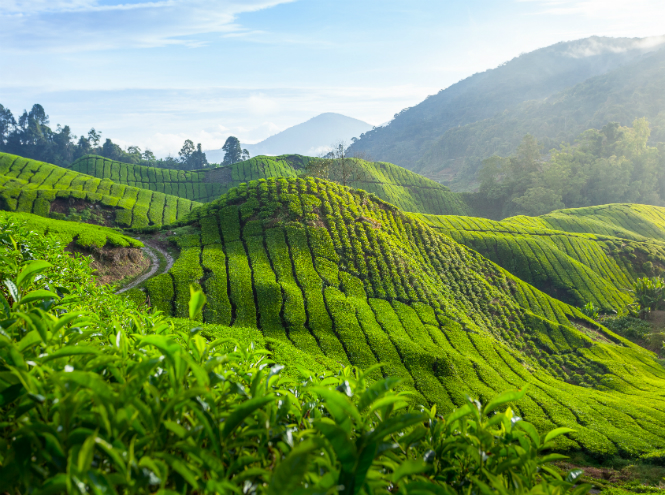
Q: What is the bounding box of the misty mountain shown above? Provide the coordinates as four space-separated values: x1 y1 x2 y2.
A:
346 35 665 188
418 46 665 189
207 113 372 162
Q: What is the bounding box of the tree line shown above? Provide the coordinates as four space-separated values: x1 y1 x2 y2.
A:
0 103 249 170
470 119 665 219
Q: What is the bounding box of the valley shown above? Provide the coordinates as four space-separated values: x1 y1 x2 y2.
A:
3 26 665 494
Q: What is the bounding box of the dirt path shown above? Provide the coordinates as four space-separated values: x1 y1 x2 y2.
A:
116 242 174 294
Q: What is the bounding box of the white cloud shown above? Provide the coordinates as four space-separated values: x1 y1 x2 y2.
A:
247 93 281 116
562 34 665 58
0 0 295 52
523 0 665 36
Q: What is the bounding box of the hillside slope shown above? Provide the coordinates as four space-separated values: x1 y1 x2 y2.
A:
347 36 665 187
138 176 665 457
419 204 665 311
71 154 473 215
418 47 665 188
0 152 201 228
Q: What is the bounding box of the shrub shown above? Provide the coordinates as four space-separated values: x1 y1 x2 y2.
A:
0 249 590 494
626 276 665 319
580 302 599 319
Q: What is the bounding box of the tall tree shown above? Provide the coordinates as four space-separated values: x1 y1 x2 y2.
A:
179 140 195 163
306 141 364 186
0 105 15 150
101 139 123 161
222 136 243 165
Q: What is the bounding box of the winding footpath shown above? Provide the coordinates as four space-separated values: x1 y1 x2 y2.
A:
116 241 174 294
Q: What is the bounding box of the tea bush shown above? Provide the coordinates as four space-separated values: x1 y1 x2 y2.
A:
0 152 200 228
146 177 665 457
0 226 590 494
71 153 473 216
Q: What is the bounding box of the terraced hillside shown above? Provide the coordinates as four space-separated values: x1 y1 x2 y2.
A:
0 210 143 249
0 152 201 228
140 176 665 457
70 154 472 215
418 204 665 312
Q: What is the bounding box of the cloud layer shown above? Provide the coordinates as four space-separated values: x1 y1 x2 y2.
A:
0 0 293 52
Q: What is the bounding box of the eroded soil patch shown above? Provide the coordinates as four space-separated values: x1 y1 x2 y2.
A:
67 243 149 286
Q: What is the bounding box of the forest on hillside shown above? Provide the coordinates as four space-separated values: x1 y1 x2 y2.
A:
348 40 665 190
469 119 665 218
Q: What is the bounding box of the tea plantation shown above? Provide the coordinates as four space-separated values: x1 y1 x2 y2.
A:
0 210 143 249
70 153 473 215
418 204 665 312
137 175 665 457
0 152 201 228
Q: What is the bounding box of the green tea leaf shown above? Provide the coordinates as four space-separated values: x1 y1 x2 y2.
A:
358 376 402 411
566 468 584 483
222 395 275 438
312 387 361 430
267 440 318 495
41 346 100 362
17 261 52 289
314 420 357 471
188 286 207 321
392 459 428 483
19 289 60 306
4 279 18 303
543 427 575 445
482 388 526 415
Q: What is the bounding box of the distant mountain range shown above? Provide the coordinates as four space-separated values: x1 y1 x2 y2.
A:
206 113 372 162
346 35 665 190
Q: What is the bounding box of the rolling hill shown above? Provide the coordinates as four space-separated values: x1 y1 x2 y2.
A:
70 153 473 215
132 175 665 457
347 35 665 188
418 204 665 311
0 152 201 228
9 148 665 460
206 113 373 161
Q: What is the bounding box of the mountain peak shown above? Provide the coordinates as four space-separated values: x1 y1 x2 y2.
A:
206 113 373 162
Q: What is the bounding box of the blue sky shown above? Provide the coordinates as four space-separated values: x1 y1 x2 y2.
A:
1 0 664 156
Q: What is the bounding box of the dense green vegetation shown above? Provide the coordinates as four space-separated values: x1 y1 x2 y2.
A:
132 175 665 460
0 210 143 249
71 153 473 215
0 205 591 494
0 152 201 227
418 203 665 312
470 120 665 218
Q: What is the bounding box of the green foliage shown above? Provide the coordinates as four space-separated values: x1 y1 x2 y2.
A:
0 240 589 493
602 316 652 341
0 211 592 494
580 302 599 320
148 176 665 459
627 276 665 319
0 152 201 228
0 210 142 249
473 120 665 219
73 153 473 216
